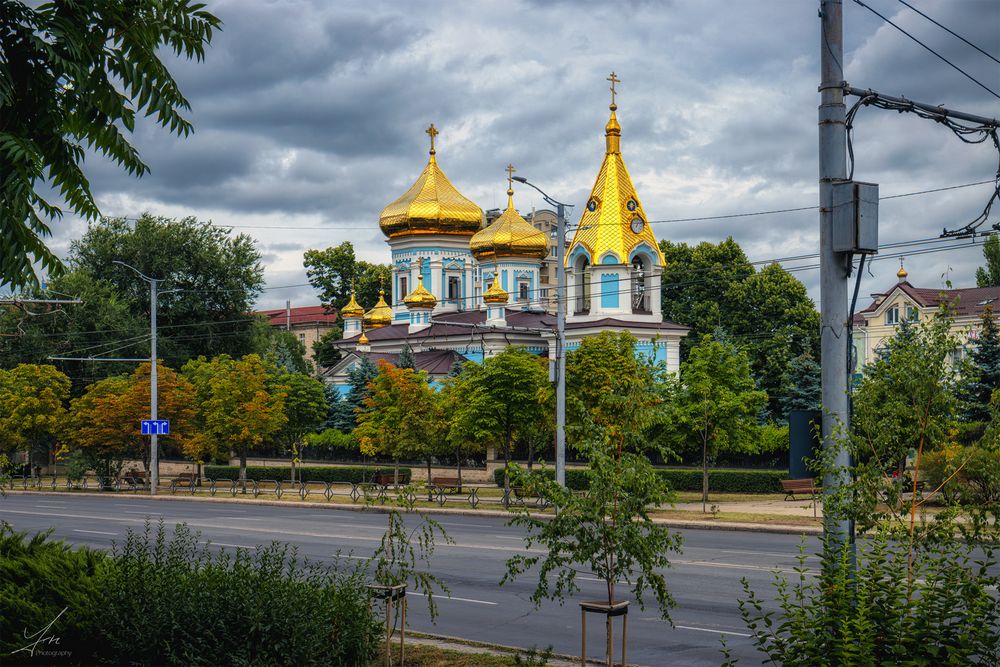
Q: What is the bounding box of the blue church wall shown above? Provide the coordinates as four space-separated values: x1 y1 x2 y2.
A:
601 273 620 308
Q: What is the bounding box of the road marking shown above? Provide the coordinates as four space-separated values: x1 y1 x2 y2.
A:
73 529 117 536
408 591 497 606
492 535 523 540
675 625 751 638
438 521 494 528
708 548 820 560
123 510 160 515
204 541 255 549
35 504 66 509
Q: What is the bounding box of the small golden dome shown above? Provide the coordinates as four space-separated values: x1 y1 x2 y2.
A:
470 168 548 262
403 275 437 309
341 291 365 319
897 260 908 281
379 124 483 239
363 289 393 329
358 332 369 345
483 279 509 305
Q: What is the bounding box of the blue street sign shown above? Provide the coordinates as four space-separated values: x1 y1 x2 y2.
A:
140 420 170 435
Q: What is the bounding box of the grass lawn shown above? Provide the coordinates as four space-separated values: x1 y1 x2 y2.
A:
374 642 551 666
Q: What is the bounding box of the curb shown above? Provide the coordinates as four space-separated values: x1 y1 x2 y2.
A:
3 489 822 536
406 630 641 667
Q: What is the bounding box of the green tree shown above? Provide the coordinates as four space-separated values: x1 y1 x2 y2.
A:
0 364 69 473
0 1 221 288
181 354 286 484
311 327 344 369
975 233 1000 287
438 372 487 489
725 263 820 417
260 329 311 375
565 331 668 456
659 238 754 358
339 354 379 432
0 270 146 392
451 348 551 492
961 306 1000 424
398 343 416 370
303 242 392 312
69 215 265 364
779 351 822 418
666 335 766 511
355 360 442 485
269 370 327 481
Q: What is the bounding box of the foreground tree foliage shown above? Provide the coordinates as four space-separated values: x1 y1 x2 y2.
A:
303 241 392 313
0 363 69 471
975 233 1000 287
0 1 221 288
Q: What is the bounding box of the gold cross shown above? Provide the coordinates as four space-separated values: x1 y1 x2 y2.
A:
607 72 620 106
426 123 438 154
506 163 516 191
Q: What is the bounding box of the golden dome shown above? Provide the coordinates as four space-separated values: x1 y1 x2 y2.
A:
363 289 393 329
358 332 369 345
565 75 664 268
341 289 365 319
403 275 437 309
470 166 548 262
379 124 483 239
897 260 908 280
483 279 509 305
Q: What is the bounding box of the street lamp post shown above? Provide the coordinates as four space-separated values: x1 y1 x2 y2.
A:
512 176 572 487
113 260 175 495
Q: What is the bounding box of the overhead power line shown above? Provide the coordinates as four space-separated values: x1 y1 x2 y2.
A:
851 0 1000 100
894 0 1000 66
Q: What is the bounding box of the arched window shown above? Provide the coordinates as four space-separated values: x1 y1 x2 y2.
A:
631 253 651 313
574 255 591 314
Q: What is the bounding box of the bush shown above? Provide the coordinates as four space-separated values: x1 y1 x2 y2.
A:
0 524 106 664
95 521 379 666
495 466 785 493
924 446 1000 505
204 465 411 485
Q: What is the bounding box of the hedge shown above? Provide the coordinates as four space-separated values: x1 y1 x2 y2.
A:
495 466 786 493
203 465 411 485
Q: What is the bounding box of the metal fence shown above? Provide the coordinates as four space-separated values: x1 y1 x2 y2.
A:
7 474 552 510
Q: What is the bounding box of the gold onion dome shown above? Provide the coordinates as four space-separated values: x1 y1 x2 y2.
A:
358 331 370 345
379 124 484 239
566 73 665 267
341 289 365 319
403 275 437 309
897 260 908 280
363 289 393 329
470 165 548 262
483 279 509 304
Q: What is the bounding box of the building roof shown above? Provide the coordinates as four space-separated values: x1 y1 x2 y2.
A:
470 180 548 262
256 305 338 328
858 281 1000 320
364 349 467 375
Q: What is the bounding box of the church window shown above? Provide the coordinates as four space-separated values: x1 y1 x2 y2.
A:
399 276 408 300
905 304 918 321
448 276 461 305
518 280 529 302
885 305 899 325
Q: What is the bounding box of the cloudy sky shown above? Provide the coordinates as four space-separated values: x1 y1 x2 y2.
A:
52 0 1000 310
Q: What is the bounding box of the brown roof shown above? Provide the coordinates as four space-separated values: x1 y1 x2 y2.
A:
366 349 466 375
858 282 1000 319
256 304 338 327
565 318 690 332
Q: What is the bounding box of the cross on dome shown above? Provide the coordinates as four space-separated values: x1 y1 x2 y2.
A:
426 123 439 155
607 72 620 109
506 163 516 195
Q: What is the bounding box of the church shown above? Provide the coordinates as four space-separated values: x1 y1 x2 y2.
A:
325 77 689 392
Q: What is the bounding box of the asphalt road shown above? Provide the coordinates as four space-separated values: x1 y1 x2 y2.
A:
0 493 821 666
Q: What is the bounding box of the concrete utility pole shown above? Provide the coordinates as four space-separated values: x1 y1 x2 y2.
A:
113 261 167 496
513 176 571 486
818 0 854 545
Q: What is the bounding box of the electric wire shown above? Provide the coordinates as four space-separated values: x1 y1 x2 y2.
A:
894 0 1000 66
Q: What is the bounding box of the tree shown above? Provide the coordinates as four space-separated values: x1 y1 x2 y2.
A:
659 238 754 358
1 1 221 289
354 360 442 486
975 234 1000 287
303 242 392 312
961 306 1000 423
321 383 354 433
0 364 69 473
260 329 312 375
438 372 486 489
398 343 416 370
69 215 265 364
666 335 766 511
269 370 327 481
311 327 344 369
65 362 196 481
339 354 380 432
0 270 146 392
565 331 668 456
450 348 551 492
725 263 820 418
181 354 286 484
779 351 822 419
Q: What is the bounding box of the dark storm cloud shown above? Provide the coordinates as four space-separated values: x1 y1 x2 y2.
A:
47 0 1000 309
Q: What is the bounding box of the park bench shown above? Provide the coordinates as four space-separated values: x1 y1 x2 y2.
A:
509 485 550 509
121 470 146 490
780 478 821 501
173 472 198 487
372 472 401 487
430 476 462 493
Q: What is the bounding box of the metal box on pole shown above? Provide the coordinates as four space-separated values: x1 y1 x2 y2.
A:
832 181 879 253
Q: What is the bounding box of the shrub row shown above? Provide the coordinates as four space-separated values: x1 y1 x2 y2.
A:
203 465 411 484
495 466 787 493
0 522 379 666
